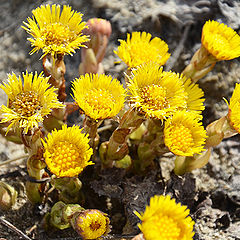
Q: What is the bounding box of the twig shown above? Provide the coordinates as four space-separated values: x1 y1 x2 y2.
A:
0 154 28 167
0 217 32 240
165 24 191 71
0 21 20 36
25 224 37 235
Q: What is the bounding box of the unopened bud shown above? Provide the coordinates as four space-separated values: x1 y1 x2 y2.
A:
85 18 112 40
79 18 112 75
0 181 18 210
46 201 83 230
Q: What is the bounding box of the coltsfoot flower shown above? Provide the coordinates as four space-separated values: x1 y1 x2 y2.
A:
42 125 93 177
71 209 110 239
134 195 195 240
72 73 125 120
114 32 170 68
127 62 187 120
0 71 63 134
228 83 240 133
22 4 89 57
164 111 207 156
201 20 240 61
161 71 205 116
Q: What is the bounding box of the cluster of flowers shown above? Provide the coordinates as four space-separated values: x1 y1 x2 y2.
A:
0 4 239 240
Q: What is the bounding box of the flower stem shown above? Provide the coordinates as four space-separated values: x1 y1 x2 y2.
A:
22 128 47 203
174 148 211 175
102 108 144 168
182 45 216 83
83 117 102 153
42 53 67 102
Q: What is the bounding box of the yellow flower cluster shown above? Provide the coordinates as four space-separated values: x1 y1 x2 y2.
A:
2 3 240 238
127 62 206 156
135 195 195 240
1 4 127 179
113 27 222 156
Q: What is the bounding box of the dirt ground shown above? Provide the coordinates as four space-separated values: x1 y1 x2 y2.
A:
0 0 240 239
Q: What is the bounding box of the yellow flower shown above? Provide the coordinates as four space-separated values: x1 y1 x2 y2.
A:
201 20 240 60
0 71 63 134
164 111 207 156
72 209 110 239
72 73 125 120
228 83 240 133
127 62 187 120
22 4 89 57
161 72 205 116
43 125 93 177
114 32 170 68
134 195 195 240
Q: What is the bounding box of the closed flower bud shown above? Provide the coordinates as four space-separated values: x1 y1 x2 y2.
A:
0 181 17 210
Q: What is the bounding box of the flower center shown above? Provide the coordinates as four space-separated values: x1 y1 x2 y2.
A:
43 23 75 46
49 141 80 170
168 124 194 152
11 91 41 117
90 221 101 231
140 84 168 110
153 215 181 239
84 89 115 112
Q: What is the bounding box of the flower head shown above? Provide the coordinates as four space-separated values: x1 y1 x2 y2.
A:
135 195 195 240
71 209 110 239
164 111 207 156
114 32 170 68
228 83 240 133
0 71 63 134
43 125 93 177
161 72 205 116
127 62 187 120
22 4 89 57
72 73 125 120
201 20 240 60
